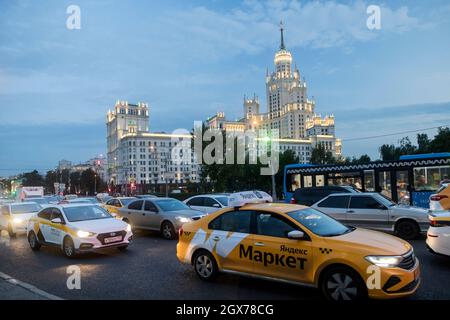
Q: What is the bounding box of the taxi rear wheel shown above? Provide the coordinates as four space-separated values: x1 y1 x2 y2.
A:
193 250 218 281
63 236 76 258
320 266 367 301
28 231 41 251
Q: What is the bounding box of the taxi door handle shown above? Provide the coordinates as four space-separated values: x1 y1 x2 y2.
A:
212 236 220 241
255 242 265 247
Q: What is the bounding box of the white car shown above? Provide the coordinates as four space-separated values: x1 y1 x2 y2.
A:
427 211 450 256
312 193 429 239
27 203 132 258
183 194 229 214
0 202 42 237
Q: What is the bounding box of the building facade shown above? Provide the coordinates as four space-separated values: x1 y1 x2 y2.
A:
206 23 342 163
106 101 199 194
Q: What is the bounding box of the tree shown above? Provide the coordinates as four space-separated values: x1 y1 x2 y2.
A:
21 170 45 187
310 144 336 164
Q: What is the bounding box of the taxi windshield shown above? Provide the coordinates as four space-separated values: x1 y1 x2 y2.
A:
64 205 112 222
287 208 352 237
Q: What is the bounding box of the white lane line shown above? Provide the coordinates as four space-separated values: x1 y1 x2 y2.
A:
0 271 63 300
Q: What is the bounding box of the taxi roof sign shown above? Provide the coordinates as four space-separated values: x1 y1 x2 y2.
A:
228 191 273 208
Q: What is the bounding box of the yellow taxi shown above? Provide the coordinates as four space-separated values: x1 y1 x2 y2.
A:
177 191 420 300
102 197 135 216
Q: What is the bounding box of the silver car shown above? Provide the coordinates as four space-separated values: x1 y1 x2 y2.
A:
311 192 429 239
117 198 204 239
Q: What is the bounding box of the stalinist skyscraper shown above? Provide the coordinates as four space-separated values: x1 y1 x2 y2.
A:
206 22 342 163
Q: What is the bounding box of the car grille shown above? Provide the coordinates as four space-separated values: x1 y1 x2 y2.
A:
398 251 416 270
96 230 126 245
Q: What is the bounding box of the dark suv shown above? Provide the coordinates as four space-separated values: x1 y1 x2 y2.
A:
290 186 359 206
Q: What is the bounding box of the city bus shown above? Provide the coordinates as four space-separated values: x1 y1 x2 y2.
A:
283 153 450 208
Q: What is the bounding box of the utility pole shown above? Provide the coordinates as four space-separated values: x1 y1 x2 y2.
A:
269 160 277 201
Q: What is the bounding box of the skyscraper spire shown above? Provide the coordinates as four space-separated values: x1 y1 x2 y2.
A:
279 20 285 50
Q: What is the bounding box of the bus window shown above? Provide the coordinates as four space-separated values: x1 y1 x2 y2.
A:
378 171 392 199
303 175 313 188
414 166 450 191
327 172 362 190
315 175 325 187
396 170 410 205
290 174 301 191
364 170 375 192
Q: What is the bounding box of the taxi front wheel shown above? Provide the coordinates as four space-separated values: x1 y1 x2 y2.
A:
193 250 218 281
63 236 77 258
28 231 41 251
320 266 367 301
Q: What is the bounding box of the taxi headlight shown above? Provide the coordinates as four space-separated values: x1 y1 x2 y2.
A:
365 255 403 268
12 217 23 224
126 224 132 232
176 216 192 223
77 230 94 238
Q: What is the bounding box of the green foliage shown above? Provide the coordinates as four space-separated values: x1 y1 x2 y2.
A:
309 144 336 164
379 127 450 160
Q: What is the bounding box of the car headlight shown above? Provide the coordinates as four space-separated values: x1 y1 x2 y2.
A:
126 224 132 232
176 216 192 223
12 217 23 224
77 230 94 238
365 255 403 268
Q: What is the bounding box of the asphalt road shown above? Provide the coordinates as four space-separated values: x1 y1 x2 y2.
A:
0 229 449 300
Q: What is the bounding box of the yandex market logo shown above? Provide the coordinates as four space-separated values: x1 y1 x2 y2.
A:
239 245 307 270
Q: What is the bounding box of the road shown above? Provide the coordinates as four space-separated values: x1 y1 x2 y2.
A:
0 229 449 300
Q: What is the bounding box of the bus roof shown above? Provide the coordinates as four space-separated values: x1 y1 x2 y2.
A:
399 153 450 160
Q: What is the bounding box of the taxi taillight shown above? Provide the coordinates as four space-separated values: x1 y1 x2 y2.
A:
430 195 448 201
179 227 183 238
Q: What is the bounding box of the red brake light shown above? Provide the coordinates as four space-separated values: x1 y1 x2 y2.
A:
179 227 183 238
290 198 296 204
430 195 448 201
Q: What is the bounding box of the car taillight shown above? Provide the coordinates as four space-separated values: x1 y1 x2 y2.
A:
290 198 296 204
430 195 448 201
178 227 183 237
429 219 449 227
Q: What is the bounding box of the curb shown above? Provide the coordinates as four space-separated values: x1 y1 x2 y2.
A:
0 272 63 300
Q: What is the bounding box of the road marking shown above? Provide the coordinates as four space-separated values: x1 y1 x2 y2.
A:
0 271 63 300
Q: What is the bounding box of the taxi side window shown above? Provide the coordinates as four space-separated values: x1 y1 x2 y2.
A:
114 200 122 207
209 210 252 233
50 208 64 222
106 199 114 206
255 212 298 238
38 208 52 220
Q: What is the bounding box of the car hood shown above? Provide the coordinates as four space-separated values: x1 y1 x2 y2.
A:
164 209 203 217
329 228 412 256
69 218 127 234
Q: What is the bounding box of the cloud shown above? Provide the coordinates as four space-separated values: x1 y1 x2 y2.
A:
159 0 421 58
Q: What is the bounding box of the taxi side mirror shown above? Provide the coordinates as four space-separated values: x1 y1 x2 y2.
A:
288 230 305 240
51 217 62 224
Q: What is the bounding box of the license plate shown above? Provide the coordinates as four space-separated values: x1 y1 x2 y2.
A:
104 236 122 244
